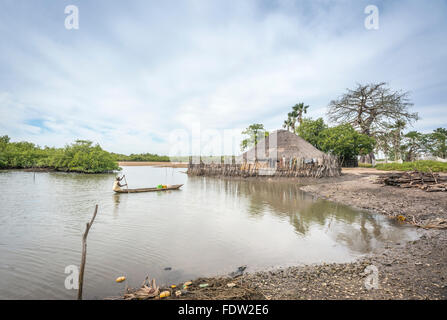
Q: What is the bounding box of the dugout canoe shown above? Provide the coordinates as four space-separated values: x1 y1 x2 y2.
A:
114 184 183 193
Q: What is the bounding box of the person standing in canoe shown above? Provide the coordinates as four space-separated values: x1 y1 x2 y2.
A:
113 176 127 192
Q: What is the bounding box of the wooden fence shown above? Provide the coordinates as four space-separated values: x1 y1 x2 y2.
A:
187 156 341 178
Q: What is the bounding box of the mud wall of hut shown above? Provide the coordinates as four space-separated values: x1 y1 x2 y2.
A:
187 156 341 178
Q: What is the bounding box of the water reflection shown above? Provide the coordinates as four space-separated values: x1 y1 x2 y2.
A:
0 168 417 300
190 177 415 254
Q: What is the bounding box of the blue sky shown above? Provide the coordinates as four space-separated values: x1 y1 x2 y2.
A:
0 0 446 155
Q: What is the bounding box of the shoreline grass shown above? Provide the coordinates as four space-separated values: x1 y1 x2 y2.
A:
374 160 447 173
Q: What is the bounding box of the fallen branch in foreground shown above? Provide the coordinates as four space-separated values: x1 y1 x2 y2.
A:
376 171 447 192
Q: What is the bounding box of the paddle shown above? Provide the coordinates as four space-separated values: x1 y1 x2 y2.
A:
123 175 129 193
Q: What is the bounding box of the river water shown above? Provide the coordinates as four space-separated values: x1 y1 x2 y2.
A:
0 166 418 299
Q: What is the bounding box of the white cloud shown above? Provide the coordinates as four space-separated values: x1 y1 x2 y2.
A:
0 0 446 154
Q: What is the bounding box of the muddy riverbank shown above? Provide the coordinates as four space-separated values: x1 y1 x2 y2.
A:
301 168 447 227
125 169 447 300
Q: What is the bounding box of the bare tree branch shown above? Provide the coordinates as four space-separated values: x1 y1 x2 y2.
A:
327 82 418 137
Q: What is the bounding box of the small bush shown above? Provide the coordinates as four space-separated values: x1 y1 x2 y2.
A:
374 160 447 172
359 162 373 168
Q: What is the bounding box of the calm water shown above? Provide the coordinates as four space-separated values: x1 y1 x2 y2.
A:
0 167 418 299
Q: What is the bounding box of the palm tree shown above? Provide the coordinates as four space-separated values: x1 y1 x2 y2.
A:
403 131 423 161
283 103 310 133
390 120 407 161
288 112 297 131
282 117 294 132
292 103 309 126
429 128 447 159
375 131 393 162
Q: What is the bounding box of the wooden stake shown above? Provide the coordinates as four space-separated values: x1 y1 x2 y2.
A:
77 204 98 300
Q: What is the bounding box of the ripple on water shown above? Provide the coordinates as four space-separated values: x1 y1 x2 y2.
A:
0 168 419 299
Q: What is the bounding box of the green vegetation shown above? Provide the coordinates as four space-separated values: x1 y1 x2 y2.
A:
318 124 375 162
425 128 447 159
286 83 446 169
168 156 190 162
375 127 447 162
327 82 418 163
0 135 174 172
240 124 269 151
234 82 446 171
375 160 447 173
111 152 170 162
283 102 309 132
295 118 375 163
296 117 326 147
358 162 373 168
52 140 121 173
0 136 120 173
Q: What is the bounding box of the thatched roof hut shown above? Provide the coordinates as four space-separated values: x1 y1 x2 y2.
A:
239 129 327 162
188 129 341 178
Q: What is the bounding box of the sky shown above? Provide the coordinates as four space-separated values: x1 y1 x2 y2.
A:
0 0 446 155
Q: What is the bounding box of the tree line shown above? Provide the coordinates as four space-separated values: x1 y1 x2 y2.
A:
241 82 446 165
111 152 170 162
0 136 169 173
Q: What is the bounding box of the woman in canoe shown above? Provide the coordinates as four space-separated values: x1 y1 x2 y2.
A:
113 176 127 192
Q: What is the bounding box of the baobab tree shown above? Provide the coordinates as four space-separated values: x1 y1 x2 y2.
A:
327 82 418 163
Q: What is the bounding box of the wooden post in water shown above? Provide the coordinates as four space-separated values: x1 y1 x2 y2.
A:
77 204 98 300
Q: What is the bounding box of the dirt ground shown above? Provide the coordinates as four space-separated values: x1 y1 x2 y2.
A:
301 168 447 226
124 168 447 300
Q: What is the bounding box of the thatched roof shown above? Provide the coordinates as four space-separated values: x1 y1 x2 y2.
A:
239 129 327 161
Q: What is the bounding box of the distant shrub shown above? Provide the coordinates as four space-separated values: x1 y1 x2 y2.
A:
374 160 447 172
359 162 373 168
112 152 170 162
53 140 121 173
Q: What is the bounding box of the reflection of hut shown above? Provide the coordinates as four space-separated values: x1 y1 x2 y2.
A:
188 130 341 178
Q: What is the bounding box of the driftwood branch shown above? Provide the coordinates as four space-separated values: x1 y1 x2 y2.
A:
77 204 98 300
376 171 447 192
123 276 160 300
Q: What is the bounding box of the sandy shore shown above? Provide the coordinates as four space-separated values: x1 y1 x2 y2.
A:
118 161 188 168
122 168 447 300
